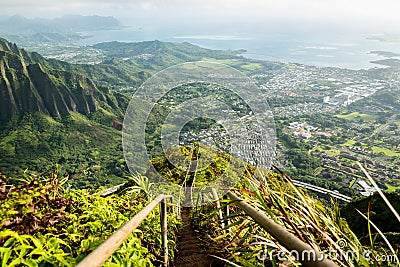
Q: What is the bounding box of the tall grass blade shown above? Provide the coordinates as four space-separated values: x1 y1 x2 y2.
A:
209 255 242 267
357 162 400 223
355 209 399 264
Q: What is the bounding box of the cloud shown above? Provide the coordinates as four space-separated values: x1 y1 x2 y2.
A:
2 0 400 32
173 35 252 41
304 46 338 50
316 54 335 58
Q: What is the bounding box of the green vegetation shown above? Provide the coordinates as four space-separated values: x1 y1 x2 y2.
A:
386 183 400 193
93 41 241 62
342 139 356 147
325 148 340 156
0 171 180 266
0 38 129 120
200 57 278 74
1 35 400 266
147 145 246 187
336 112 377 122
0 112 128 189
0 38 140 188
190 170 398 266
371 146 400 157
341 192 400 246
0 37 145 93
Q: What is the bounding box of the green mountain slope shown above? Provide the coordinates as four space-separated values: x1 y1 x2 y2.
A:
0 38 132 187
0 37 144 91
0 37 278 188
0 51 100 120
0 37 133 120
92 40 280 78
0 111 130 188
93 40 241 58
341 192 400 245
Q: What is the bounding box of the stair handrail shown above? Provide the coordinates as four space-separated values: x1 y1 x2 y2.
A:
178 144 197 208
225 191 338 267
76 194 173 267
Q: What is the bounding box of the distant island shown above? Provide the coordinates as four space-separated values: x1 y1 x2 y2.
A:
370 58 400 67
369 50 400 58
0 14 122 34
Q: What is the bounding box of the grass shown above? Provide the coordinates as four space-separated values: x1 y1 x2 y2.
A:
372 146 400 157
325 149 340 156
69 111 93 125
342 139 356 147
201 58 239 65
38 113 62 126
239 63 263 71
200 58 263 72
192 165 400 266
386 183 400 193
336 112 376 122
192 169 375 266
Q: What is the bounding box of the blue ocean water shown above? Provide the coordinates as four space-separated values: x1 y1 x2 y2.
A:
79 27 400 70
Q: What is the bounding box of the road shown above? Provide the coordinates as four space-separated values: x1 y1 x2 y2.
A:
292 179 352 202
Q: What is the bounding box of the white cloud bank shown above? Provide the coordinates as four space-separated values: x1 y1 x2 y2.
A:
2 0 399 33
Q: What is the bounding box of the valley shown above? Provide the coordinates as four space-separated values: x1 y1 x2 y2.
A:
1 36 400 196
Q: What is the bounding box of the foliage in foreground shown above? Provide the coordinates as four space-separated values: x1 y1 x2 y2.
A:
341 192 400 248
191 169 399 266
0 171 180 266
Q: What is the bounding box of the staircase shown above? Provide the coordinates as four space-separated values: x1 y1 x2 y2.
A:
174 207 214 267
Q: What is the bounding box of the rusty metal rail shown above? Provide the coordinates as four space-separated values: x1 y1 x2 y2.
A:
76 194 173 267
226 191 338 267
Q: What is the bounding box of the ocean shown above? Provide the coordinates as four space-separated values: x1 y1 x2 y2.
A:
78 27 400 70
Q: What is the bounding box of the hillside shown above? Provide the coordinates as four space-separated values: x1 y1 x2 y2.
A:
0 37 132 120
1 165 398 266
0 50 100 120
341 192 400 245
93 40 243 64
0 38 132 187
0 37 145 91
93 40 280 78
0 37 254 188
0 171 180 266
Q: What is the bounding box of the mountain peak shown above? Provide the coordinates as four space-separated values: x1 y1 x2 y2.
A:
0 38 111 121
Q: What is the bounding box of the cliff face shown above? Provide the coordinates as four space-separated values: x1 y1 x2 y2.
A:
0 38 124 122
0 50 100 121
0 38 45 64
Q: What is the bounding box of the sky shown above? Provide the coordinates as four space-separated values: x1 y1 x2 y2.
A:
2 0 400 34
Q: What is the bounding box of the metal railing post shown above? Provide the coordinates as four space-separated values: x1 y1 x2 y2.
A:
160 199 168 267
223 194 230 232
167 196 174 213
211 188 224 229
195 192 202 214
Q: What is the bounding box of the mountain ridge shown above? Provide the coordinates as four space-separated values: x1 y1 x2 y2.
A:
0 38 128 122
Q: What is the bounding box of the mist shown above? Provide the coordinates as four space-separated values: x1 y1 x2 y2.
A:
2 0 400 37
